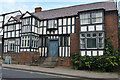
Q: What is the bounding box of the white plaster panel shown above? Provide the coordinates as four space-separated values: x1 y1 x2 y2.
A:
68 26 71 34
93 51 97 56
62 47 64 57
63 27 66 34
96 25 103 31
39 48 41 56
81 26 87 31
42 48 44 56
59 47 61 57
99 50 104 56
81 51 85 56
87 51 91 56
72 26 74 33
88 25 94 31
66 47 68 57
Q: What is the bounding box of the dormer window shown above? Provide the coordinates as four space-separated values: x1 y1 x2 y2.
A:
48 20 57 29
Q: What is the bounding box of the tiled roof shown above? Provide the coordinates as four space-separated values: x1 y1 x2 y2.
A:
32 1 117 20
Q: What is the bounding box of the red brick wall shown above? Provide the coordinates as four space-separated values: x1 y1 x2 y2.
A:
3 53 19 63
19 52 39 65
3 52 40 65
57 57 72 67
70 18 80 56
104 10 119 50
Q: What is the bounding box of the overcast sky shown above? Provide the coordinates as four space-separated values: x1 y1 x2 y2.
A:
0 0 117 14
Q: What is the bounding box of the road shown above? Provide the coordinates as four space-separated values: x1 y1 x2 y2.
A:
2 68 81 80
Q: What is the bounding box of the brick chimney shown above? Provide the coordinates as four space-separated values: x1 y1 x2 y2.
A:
35 7 42 12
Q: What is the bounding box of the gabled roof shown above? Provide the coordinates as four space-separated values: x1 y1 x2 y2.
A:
32 1 117 20
8 16 19 22
4 16 21 25
20 11 40 20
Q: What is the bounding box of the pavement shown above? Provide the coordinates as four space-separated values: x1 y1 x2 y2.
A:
2 64 120 80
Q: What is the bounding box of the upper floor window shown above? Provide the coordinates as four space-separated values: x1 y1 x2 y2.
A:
48 20 57 29
22 26 31 33
80 11 103 25
80 13 90 25
8 25 14 31
92 12 103 24
23 18 30 25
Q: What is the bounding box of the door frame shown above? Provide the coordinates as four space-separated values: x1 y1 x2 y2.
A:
48 39 59 57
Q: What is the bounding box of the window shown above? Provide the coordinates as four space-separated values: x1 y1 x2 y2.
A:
16 24 19 30
8 40 15 51
79 11 103 25
92 12 103 24
23 18 30 25
16 31 19 37
87 38 96 48
58 19 62 26
35 19 38 26
21 36 30 47
80 32 104 49
80 13 90 25
22 26 31 32
48 20 57 29
80 39 85 48
8 25 14 31
32 36 38 48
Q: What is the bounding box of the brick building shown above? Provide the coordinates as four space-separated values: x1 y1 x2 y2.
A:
2 1 119 67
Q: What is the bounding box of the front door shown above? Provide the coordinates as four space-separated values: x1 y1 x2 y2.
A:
49 40 58 57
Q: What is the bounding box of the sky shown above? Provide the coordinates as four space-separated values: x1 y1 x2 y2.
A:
0 0 116 14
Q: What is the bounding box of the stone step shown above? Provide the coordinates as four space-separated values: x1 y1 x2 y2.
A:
40 56 58 68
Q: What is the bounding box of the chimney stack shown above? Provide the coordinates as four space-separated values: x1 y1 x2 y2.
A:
35 7 42 12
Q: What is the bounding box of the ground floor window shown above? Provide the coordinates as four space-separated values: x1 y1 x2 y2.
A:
21 36 30 47
80 32 104 49
32 36 39 48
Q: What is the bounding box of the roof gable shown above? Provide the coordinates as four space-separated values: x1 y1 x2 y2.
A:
8 16 17 22
22 12 31 18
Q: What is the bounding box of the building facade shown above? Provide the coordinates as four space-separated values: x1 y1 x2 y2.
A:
3 1 119 66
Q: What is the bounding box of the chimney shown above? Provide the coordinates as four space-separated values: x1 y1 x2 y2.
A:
35 7 42 12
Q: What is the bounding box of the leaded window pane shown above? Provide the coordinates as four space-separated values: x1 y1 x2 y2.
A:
87 33 91 37
87 38 96 48
81 34 85 38
92 12 103 24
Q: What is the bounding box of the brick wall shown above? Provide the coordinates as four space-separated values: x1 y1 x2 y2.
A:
57 57 72 67
3 52 40 65
3 53 19 63
19 52 40 65
70 17 80 56
104 10 119 50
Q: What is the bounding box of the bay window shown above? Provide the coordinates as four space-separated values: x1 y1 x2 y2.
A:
80 32 104 49
21 36 30 47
